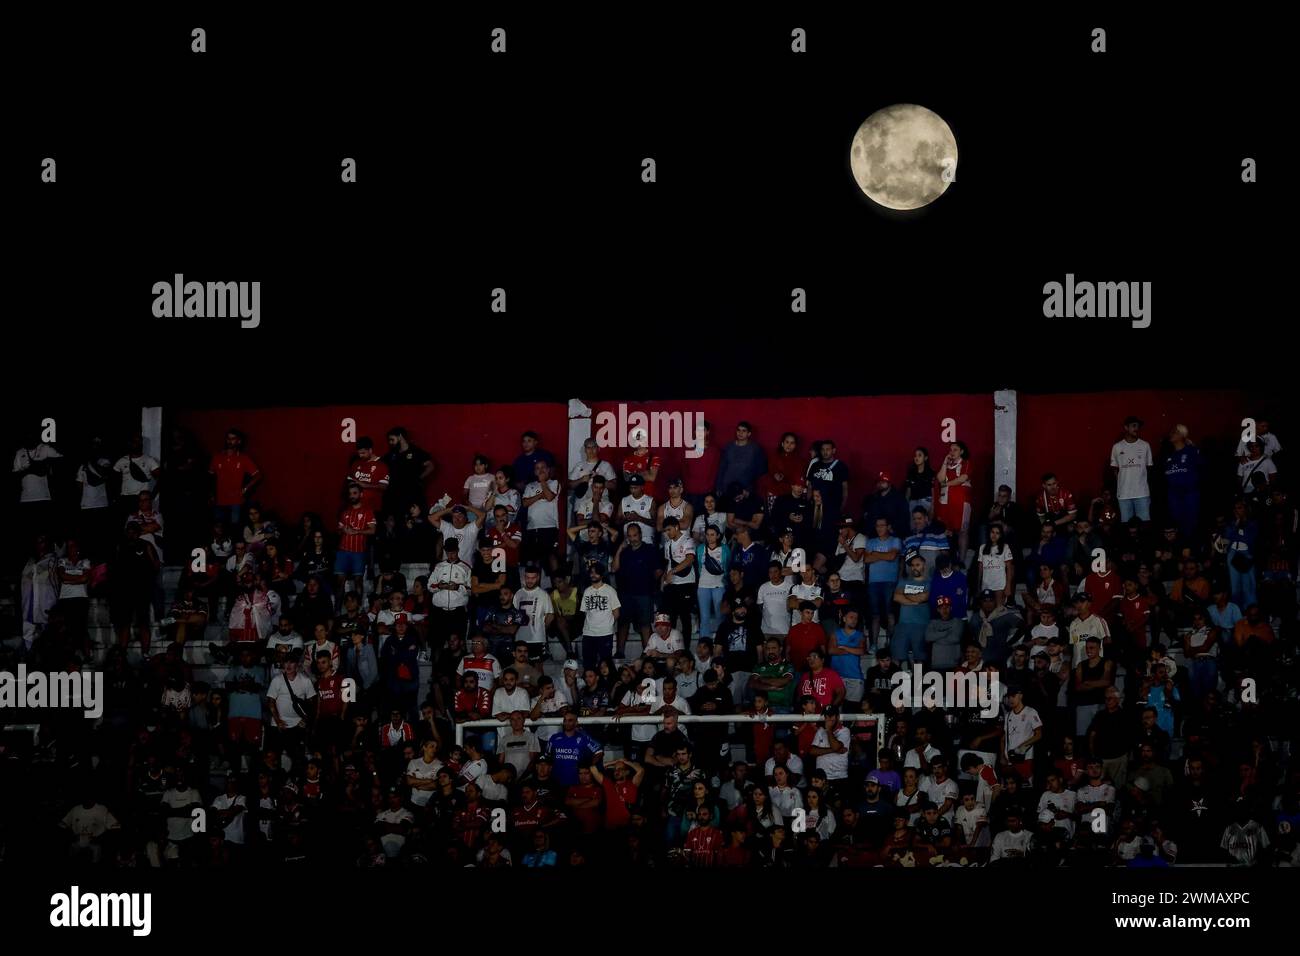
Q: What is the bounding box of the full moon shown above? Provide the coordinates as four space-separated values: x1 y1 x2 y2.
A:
850 104 957 210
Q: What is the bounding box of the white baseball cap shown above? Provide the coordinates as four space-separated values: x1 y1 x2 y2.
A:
563 659 580 671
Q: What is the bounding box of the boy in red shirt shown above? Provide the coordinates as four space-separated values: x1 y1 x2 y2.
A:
786 602 825 671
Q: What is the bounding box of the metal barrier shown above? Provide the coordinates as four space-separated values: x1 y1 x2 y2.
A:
456 712 886 762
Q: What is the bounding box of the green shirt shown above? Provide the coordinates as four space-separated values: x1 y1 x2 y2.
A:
753 660 796 708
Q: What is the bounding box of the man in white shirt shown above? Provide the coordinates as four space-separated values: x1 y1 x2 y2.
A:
578 566 621 669
513 565 555 659
757 562 794 639
405 738 445 808
1037 770 1078 839
1110 416 1154 524
787 565 824 627
617 474 656 545
1002 686 1043 781
160 769 203 861
989 812 1034 862
923 757 961 823
645 612 685 662
808 707 851 784
492 669 532 720
1236 418 1281 459
266 616 305 655
211 775 248 847
522 460 562 577
14 439 62 547
266 659 317 757
428 539 472 647
113 434 160 522
497 711 540 778
60 797 120 863
660 516 697 641
375 787 414 858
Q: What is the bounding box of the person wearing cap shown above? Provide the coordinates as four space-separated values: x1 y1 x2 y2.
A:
1001 685 1042 783
891 551 931 666
646 612 685 665
656 476 694 537
803 439 849 520
1066 590 1109 667
863 471 911 552
833 517 869 614
616 472 657 548
428 537 472 649
924 595 964 670
1110 415 1154 525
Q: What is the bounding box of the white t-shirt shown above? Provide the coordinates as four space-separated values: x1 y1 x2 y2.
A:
978 545 1011 592
524 479 561 529
697 545 727 589
811 725 851 780
61 804 119 845
663 533 696 585
789 582 822 626
955 804 988 845
1110 438 1153 500
758 579 794 635
569 458 617 484
14 444 62 502
376 808 414 856
1237 457 1277 492
693 511 729 541
498 730 540 777
836 533 869 583
647 628 685 656
1236 433 1281 459
57 557 91 600
1037 788 1077 838
622 687 660 742
113 453 159 498
430 560 472 609
464 473 495 509
620 494 656 543
513 586 554 646
580 584 621 635
406 756 445 807
438 520 480 569
212 793 247 844
990 828 1034 861
161 788 202 842
764 753 804 783
574 489 615 521
924 777 961 823
493 686 532 717
1004 705 1043 759
266 671 318 729
76 459 112 510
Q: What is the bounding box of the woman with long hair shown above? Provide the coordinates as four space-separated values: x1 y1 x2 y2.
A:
691 491 729 543
259 539 296 609
976 521 1014 607
695 524 730 642
934 440 974 561
1024 561 1067 626
905 447 936 518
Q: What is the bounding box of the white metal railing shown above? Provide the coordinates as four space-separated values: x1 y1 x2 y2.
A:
456 712 886 759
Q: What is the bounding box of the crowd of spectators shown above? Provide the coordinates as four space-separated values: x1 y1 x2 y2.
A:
4 413 1297 868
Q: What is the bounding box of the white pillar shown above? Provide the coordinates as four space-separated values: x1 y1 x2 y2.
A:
141 407 163 461
992 390 1017 499
567 398 592 474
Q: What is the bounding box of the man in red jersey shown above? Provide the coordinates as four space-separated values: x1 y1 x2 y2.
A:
590 757 644 830
1035 473 1078 529
312 649 347 757
209 428 261 528
334 483 376 610
346 437 390 517
683 803 724 866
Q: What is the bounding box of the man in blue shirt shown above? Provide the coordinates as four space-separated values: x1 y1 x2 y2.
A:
1162 424 1203 541
928 553 970 620
827 607 868 708
545 710 604 787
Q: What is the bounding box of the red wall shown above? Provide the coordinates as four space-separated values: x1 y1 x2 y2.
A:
174 389 1256 529
1016 390 1251 506
173 403 568 524
589 395 994 515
